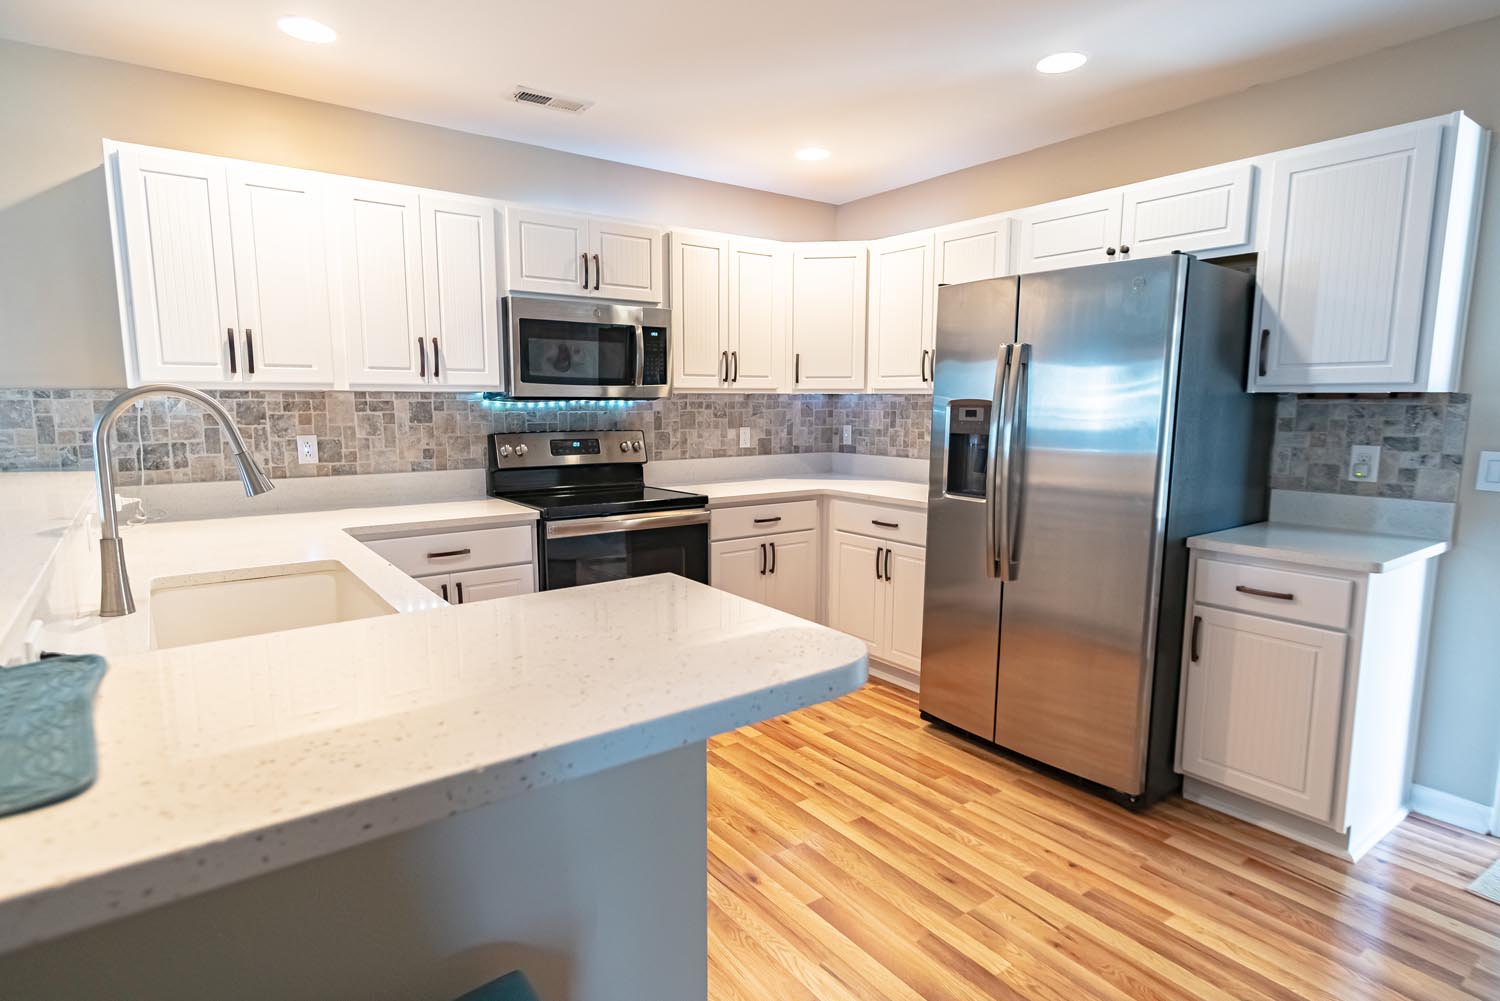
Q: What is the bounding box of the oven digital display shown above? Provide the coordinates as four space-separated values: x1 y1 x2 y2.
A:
550 438 601 456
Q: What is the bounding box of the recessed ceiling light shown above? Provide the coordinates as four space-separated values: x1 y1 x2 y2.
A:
277 15 338 44
795 147 831 162
1035 51 1087 74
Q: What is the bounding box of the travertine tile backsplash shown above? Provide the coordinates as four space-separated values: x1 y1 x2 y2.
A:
0 389 931 484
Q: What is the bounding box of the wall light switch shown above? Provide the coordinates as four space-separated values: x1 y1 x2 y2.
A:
842 425 852 445
739 427 752 448
296 435 318 464
1348 444 1380 483
1476 450 1500 493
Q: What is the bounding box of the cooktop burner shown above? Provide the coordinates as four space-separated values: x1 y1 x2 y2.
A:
499 484 706 520
485 429 707 520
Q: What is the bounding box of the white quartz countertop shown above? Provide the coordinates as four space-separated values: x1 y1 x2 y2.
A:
1187 522 1450 573
667 475 928 509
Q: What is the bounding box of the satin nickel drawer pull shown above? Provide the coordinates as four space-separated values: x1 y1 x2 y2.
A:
752 516 782 524
1236 584 1295 601
872 519 900 529
426 548 472 559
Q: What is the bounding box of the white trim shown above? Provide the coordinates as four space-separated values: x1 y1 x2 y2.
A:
868 658 918 692
1409 783 1493 834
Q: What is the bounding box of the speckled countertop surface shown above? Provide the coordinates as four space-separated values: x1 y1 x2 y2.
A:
1188 522 1449 573
668 475 929 509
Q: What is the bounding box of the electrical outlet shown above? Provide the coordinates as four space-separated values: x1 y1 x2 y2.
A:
1348 444 1380 482
739 427 752 448
296 435 319 464
842 424 852 445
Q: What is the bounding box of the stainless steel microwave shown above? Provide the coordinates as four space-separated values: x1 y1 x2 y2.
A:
502 295 671 399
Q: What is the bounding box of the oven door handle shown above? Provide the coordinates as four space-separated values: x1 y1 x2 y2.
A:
545 508 710 539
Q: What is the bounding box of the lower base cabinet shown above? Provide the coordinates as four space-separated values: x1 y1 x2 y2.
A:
419 564 536 604
709 529 819 620
827 530 925 672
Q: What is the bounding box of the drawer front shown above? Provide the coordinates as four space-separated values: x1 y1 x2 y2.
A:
1194 558 1353 630
364 525 534 578
830 499 927 547
711 500 818 541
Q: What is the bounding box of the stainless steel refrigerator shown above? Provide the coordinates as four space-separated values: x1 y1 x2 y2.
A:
920 254 1273 806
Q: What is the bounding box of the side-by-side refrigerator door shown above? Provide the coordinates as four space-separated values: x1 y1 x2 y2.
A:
919 276 1019 741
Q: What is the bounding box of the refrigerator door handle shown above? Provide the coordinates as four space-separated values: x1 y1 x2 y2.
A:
1002 342 1032 579
984 343 1013 579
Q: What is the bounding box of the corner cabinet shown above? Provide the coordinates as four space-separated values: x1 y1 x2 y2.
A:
1249 113 1487 393
505 206 663 303
790 242 868 391
866 231 936 391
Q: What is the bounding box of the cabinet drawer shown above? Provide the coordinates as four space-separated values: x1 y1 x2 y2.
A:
1194 558 1353 630
830 499 927 547
364 525 534 577
711 500 818 541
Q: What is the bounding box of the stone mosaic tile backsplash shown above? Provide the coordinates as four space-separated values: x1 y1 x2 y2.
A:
1269 393 1469 502
0 389 931 484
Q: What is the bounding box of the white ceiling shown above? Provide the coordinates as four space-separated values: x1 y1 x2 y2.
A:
2 0 1495 203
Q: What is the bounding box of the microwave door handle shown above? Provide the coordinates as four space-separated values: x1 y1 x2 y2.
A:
1003 342 1031 580
634 325 646 386
984 344 1012 579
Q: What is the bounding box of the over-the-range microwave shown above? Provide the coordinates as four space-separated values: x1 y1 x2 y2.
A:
501 295 671 400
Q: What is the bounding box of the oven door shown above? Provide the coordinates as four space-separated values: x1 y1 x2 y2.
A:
505 296 662 399
541 510 710 589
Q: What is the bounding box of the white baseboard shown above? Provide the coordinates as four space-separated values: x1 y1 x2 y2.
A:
1408 784 1494 834
868 659 919 692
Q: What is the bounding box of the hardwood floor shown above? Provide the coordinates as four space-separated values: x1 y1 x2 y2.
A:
706 680 1500 1001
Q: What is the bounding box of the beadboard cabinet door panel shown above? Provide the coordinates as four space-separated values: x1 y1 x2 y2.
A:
1120 163 1255 260
592 219 663 302
791 243 867 391
506 207 591 296
935 215 1013 286
337 181 429 387
1012 191 1123 274
867 231 935 391
420 194 501 388
670 230 731 390
727 237 788 391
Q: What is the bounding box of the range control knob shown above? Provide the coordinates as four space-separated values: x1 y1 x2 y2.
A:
631 440 642 452
497 444 512 458
515 444 529 456
620 441 631 452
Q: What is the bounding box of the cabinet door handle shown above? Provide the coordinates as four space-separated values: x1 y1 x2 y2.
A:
1257 329 1270 378
795 353 800 384
730 350 738 383
760 542 767 575
593 253 601 291
752 516 781 525
440 582 449 602
1235 584 1295 601
921 349 930 383
721 350 729 383
426 547 471 559
431 337 440 379
875 546 884 581
455 581 465 604
226 328 237 375
1105 247 1117 257
1190 615 1202 662
244 329 255 374
769 541 776 574
872 519 900 529
418 336 427 378
1119 244 1130 255
581 253 589 289
884 547 892 581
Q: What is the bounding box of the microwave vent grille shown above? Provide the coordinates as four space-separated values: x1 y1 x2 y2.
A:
512 86 593 114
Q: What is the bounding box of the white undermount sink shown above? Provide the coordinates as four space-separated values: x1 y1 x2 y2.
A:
149 560 395 650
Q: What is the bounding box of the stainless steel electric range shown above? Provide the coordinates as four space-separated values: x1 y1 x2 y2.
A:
486 430 709 590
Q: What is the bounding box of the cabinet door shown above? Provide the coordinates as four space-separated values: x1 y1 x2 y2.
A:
670 230 730 389
881 542 925 671
336 180 428 387
1254 122 1442 390
113 146 239 385
866 231 936 391
506 207 591 296
710 537 767 603
827 531 885 655
791 243 867 391
935 214 1012 285
727 237 788 391
1120 163 1255 260
420 194 501 388
1012 190 1124 274
451 564 536 603
417 573 451 602
226 164 336 386
592 218 663 302
763 530 819 621
1180 606 1347 822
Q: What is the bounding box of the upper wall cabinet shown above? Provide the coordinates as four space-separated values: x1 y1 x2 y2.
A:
866 231 936 391
1011 190 1123 273
110 145 335 387
670 232 789 391
934 214 1013 286
727 237 790 391
791 242 868 392
1250 114 1486 394
505 206 663 303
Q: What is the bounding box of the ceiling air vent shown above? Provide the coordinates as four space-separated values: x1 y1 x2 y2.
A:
511 86 593 114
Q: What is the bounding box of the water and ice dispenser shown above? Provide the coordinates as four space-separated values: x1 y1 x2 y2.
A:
945 400 991 498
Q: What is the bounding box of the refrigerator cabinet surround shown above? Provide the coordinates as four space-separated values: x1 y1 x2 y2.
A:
919 256 1273 805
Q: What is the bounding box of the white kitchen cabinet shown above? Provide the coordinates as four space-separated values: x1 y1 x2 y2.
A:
669 230 731 389
866 231 936 391
708 535 766 602
506 206 662 302
1250 114 1486 393
709 529 818 620
1011 190 1123 274
827 530 926 671
881 542 926 671
1119 163 1256 260
419 194 501 388
727 237 788 390
420 564 536 604
335 180 430 387
935 214 1013 286
791 242 867 391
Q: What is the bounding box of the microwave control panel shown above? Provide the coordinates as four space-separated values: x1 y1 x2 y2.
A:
642 326 668 385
